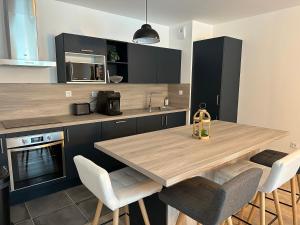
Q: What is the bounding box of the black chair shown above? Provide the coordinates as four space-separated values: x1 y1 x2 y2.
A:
159 168 262 225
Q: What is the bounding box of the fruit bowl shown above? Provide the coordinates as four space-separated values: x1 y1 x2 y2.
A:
109 75 123 83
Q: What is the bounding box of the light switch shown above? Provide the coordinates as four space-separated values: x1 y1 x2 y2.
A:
179 90 183 96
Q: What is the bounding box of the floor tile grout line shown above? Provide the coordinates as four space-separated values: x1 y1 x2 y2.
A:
24 202 36 225
25 192 75 220
64 190 90 223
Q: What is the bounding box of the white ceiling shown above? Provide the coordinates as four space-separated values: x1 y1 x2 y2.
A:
57 0 300 25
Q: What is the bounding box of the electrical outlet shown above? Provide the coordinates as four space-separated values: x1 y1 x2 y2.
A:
65 91 72 98
91 91 98 98
179 90 183 96
290 142 298 149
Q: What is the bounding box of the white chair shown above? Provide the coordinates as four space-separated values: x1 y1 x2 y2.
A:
74 155 162 225
213 149 300 225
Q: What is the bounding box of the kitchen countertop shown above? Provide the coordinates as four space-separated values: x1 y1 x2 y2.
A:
95 120 288 187
0 107 188 135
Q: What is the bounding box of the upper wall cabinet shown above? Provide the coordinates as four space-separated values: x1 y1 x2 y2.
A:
128 44 181 84
55 33 181 84
128 44 158 83
62 33 107 55
157 48 181 84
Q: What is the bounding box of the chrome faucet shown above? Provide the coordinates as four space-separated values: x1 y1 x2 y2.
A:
148 92 161 112
148 93 154 112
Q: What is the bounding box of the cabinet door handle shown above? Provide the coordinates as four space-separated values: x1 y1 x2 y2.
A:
115 120 127 124
161 116 164 127
216 95 220 105
81 49 94 53
66 129 70 143
165 116 168 127
0 138 3 154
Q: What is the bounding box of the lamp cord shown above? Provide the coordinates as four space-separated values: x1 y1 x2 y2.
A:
145 0 148 24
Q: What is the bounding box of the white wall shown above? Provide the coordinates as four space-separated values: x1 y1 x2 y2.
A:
0 0 170 83
169 21 213 84
213 6 300 148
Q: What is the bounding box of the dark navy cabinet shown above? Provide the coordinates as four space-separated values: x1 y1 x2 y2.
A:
128 44 182 84
56 33 181 84
62 33 107 55
137 115 164 134
128 44 158 83
102 118 137 140
64 123 102 179
191 37 242 122
137 112 187 134
164 112 186 129
0 135 7 168
157 48 181 84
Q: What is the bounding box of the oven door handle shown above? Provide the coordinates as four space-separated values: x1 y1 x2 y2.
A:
7 141 63 153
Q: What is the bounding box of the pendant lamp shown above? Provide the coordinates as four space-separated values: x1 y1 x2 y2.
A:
133 0 160 44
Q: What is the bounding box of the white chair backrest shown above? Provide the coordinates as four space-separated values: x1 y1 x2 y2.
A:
74 155 119 210
261 149 300 193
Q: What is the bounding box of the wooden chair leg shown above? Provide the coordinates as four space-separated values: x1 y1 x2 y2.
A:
297 175 300 202
238 206 246 225
247 192 259 223
124 205 130 225
260 192 266 225
138 199 151 225
291 177 298 225
227 217 233 225
272 190 284 225
92 200 103 225
113 209 119 225
175 212 186 225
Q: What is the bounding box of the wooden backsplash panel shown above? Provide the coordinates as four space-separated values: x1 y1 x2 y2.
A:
0 84 168 120
168 84 190 109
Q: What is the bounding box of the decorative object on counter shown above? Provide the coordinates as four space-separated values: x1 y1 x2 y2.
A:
133 0 160 44
109 75 123 83
108 49 120 62
95 91 122 116
192 103 211 140
71 103 91 116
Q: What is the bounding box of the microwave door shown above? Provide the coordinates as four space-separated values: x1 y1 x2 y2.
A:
71 63 92 81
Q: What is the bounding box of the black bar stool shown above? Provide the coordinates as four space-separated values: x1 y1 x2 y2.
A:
159 168 263 225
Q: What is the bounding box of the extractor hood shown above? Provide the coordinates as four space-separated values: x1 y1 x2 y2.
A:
0 0 56 67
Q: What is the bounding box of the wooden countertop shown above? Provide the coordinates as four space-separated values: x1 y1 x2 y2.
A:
95 121 288 187
0 107 188 135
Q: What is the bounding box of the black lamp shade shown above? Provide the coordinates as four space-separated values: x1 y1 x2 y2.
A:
133 24 160 44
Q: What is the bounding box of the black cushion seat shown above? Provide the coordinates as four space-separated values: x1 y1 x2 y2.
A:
159 169 262 225
250 149 300 174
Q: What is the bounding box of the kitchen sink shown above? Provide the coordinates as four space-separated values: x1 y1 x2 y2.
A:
144 106 174 112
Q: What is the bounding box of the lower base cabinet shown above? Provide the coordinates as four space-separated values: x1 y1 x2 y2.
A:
101 118 137 140
0 135 7 168
137 112 187 134
165 111 186 129
64 122 125 179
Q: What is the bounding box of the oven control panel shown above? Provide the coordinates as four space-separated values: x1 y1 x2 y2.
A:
6 131 64 149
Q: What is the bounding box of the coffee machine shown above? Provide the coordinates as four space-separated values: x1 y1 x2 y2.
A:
95 91 122 116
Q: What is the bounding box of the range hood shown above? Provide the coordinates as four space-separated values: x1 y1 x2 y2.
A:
0 0 56 67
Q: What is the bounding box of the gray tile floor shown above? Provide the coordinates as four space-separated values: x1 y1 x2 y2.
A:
10 185 125 225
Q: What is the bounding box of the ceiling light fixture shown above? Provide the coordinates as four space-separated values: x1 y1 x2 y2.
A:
133 0 160 44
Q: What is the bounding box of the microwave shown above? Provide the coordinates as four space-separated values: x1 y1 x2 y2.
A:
66 62 106 83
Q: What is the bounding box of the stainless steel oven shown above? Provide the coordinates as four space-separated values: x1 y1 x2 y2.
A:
6 131 65 191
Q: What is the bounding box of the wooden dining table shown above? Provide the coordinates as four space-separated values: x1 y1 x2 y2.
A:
95 120 288 187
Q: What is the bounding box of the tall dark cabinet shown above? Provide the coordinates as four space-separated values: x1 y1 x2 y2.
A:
191 36 242 123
